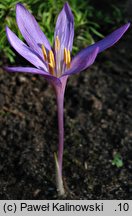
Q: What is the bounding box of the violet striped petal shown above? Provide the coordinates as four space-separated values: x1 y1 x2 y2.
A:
54 2 74 51
5 67 62 86
62 47 99 76
16 3 51 56
6 27 47 71
76 23 130 59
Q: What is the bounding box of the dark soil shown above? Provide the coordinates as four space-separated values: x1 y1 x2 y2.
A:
0 28 132 200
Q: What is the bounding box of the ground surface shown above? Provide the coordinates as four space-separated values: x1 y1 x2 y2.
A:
0 28 132 200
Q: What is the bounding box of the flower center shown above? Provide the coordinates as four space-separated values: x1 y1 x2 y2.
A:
41 36 71 77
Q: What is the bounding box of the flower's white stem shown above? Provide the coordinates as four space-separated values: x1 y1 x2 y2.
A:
54 153 65 196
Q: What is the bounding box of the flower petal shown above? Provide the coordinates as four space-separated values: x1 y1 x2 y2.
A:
6 27 47 71
76 23 130 58
5 66 61 86
16 3 51 56
54 2 74 51
62 47 99 76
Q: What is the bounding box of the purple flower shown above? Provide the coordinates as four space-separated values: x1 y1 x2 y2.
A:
5 3 130 86
5 2 130 195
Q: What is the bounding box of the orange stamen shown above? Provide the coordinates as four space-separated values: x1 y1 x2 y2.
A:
64 48 71 69
48 63 54 75
67 49 71 69
42 45 47 61
48 50 55 68
55 36 60 51
64 48 68 64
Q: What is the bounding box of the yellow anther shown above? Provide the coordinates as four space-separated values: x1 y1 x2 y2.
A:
42 45 47 61
64 48 68 64
67 50 71 69
64 48 71 69
55 36 60 51
48 50 55 68
48 63 54 75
